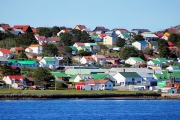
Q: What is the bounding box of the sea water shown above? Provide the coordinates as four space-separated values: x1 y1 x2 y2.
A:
0 99 180 120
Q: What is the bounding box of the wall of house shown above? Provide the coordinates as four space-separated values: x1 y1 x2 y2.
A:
105 81 113 90
132 42 140 50
125 58 136 65
103 36 113 46
74 76 82 82
141 44 149 51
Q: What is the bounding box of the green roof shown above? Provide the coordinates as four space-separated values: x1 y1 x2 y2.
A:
69 46 78 51
154 71 180 80
51 72 70 78
119 72 141 78
18 60 37 65
156 58 167 63
81 46 91 51
151 60 161 64
69 75 77 81
131 57 144 62
91 35 101 39
8 60 16 63
122 33 130 38
92 74 108 80
171 66 179 69
44 58 55 62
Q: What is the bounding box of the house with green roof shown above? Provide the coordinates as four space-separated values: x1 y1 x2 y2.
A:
153 71 180 82
92 74 108 80
39 57 56 69
147 59 162 67
166 66 179 71
113 72 142 86
91 35 102 42
51 72 70 82
8 59 39 68
69 46 78 55
125 57 144 65
156 58 168 63
65 69 108 75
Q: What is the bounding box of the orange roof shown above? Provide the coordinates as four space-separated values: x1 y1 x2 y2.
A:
15 47 24 51
93 55 105 58
0 49 12 54
83 56 94 61
32 28 37 33
104 55 119 60
29 44 40 47
13 25 31 32
75 25 86 30
48 37 60 41
0 23 11 30
86 80 108 84
9 75 24 80
75 42 84 46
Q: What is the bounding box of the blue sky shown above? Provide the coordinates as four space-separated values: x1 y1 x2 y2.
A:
1 0 180 31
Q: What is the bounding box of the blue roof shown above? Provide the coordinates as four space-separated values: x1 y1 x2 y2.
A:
137 41 148 44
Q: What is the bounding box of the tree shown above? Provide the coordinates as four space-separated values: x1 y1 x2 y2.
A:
116 37 125 47
33 67 55 86
119 47 139 59
99 44 108 55
168 34 180 45
19 51 28 59
60 33 73 46
37 27 52 37
80 31 94 43
65 46 72 54
42 44 58 56
16 32 37 46
0 38 17 49
138 50 145 60
51 26 60 36
143 47 153 55
1 64 20 76
78 50 92 56
157 39 171 58
131 35 145 43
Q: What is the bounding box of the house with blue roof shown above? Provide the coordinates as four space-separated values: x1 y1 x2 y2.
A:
132 41 149 50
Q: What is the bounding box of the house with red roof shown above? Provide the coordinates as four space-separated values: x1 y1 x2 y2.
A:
47 37 60 44
10 47 24 53
73 42 85 47
75 82 91 90
104 55 120 65
168 42 178 50
0 23 12 31
35 36 48 45
80 56 95 64
164 28 177 38
3 75 25 89
13 25 33 32
92 54 106 65
0 49 13 59
74 25 87 31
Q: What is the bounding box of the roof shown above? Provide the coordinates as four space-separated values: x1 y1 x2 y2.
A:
136 41 148 44
83 56 94 61
18 60 37 65
32 28 37 33
8 75 24 80
74 42 85 46
51 72 70 77
131 57 144 62
75 25 86 30
93 55 105 59
141 33 158 38
13 25 31 32
108 68 154 74
0 23 11 30
69 75 77 81
168 42 173 46
155 33 164 37
119 72 141 78
86 80 109 84
91 74 108 79
118 29 128 33
151 60 161 64
10 31 21 35
122 33 130 38
48 37 60 41
156 58 167 63
69 46 78 51
91 35 101 39
137 72 153 78
0 49 12 54
170 66 179 69
43 58 55 62
166 28 177 34
29 44 40 47
65 69 108 75
85 43 97 46
104 55 119 60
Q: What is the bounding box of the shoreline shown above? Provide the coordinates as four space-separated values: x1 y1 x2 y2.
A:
0 93 180 100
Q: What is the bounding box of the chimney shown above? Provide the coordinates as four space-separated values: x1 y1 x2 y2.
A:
123 69 125 72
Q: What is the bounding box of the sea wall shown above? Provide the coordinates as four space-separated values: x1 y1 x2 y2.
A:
0 93 162 100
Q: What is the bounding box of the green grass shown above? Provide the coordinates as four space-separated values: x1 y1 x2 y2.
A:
0 89 159 95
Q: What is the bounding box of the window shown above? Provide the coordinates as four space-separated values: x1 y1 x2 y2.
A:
109 85 111 87
105 85 107 87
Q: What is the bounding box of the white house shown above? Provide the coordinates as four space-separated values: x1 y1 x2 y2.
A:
103 36 115 46
92 55 106 65
25 44 42 54
125 57 144 65
86 80 113 90
132 41 149 50
113 72 142 86
8 60 39 68
3 75 25 87
39 57 56 69
73 42 85 47
141 33 158 41
80 56 95 64
73 74 94 82
147 60 162 67
0 49 14 59
0 56 8 64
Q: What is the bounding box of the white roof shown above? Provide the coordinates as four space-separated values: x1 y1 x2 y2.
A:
108 68 154 74
141 33 158 38
137 72 153 78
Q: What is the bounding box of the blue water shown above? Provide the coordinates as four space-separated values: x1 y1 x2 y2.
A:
0 100 180 120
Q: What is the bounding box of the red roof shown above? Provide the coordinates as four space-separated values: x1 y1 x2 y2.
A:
0 23 11 30
119 29 128 33
104 55 119 60
168 42 173 46
75 42 85 46
155 33 164 37
75 25 86 30
76 82 86 85
0 49 12 54
166 28 177 34
11 66 19 69
13 25 31 32
9 75 24 80
32 28 37 33
86 80 108 84
99 34 106 38
48 37 60 41
83 56 94 61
